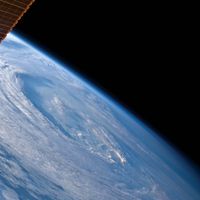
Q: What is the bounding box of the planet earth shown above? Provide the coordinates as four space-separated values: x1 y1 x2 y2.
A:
0 33 199 200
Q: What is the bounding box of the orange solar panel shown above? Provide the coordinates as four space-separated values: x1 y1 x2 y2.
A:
0 0 35 42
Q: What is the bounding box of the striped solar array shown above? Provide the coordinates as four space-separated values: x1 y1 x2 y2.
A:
0 0 35 42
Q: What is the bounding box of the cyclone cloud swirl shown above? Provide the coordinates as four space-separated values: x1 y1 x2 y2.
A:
0 34 199 200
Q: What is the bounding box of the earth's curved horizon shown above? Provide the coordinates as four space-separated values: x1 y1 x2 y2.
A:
0 33 199 200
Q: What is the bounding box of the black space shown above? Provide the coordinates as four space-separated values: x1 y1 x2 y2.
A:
14 1 199 168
